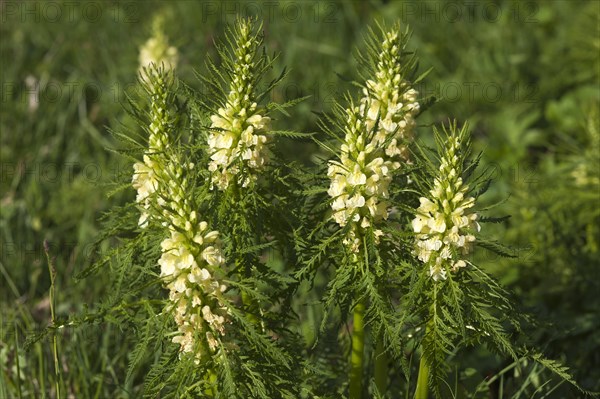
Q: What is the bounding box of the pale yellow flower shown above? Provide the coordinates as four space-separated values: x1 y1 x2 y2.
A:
413 126 479 281
328 26 420 253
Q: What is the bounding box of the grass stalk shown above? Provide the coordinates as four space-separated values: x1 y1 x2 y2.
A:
14 321 22 399
44 240 61 399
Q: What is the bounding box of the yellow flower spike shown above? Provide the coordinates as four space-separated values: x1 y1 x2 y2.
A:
413 123 479 282
207 19 271 191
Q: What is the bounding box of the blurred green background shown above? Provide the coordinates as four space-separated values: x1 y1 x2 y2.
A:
1 0 599 397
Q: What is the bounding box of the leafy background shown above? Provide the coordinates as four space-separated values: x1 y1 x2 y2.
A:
1 0 598 397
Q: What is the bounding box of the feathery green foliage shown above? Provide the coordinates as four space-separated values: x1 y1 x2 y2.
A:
2 3 598 398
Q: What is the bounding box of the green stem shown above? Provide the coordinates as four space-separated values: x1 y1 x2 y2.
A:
417 287 437 399
415 348 430 399
44 242 61 399
417 281 439 399
349 298 366 399
374 332 388 395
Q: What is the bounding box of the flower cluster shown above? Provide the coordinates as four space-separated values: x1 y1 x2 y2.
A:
131 73 171 228
360 30 420 161
138 17 178 74
159 219 229 359
328 104 397 229
132 74 229 361
208 20 271 190
412 131 480 282
156 158 230 361
327 26 419 241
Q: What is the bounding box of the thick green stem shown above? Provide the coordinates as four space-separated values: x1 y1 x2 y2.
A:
349 298 366 399
415 349 430 399
374 332 388 395
417 297 437 399
417 282 439 399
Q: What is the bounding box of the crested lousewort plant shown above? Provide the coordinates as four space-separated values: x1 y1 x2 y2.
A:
411 125 480 283
192 18 306 331
132 68 229 363
86 19 307 398
407 122 592 399
320 23 423 398
299 22 591 399
60 15 595 399
138 15 179 84
205 21 271 192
